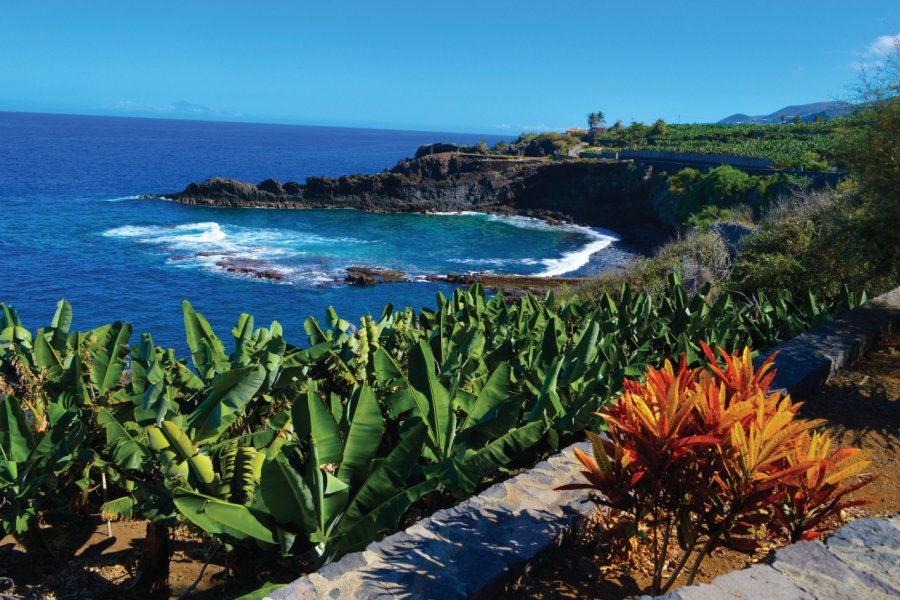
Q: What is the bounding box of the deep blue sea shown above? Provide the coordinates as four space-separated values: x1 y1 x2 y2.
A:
0 112 619 351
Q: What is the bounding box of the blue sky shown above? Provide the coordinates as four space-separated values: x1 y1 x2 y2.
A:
1 1 896 134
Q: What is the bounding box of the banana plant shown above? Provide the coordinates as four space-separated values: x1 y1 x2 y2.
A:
0 393 89 552
175 385 436 563
377 340 545 493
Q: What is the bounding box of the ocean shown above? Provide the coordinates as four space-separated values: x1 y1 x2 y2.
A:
0 111 621 351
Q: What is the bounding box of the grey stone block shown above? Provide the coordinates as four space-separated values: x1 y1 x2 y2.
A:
478 483 508 499
530 459 554 473
266 577 317 600
314 551 368 582
771 540 897 599
756 287 900 396
420 575 470 599
825 515 900 593
517 470 556 488
707 564 812 599
354 580 398 600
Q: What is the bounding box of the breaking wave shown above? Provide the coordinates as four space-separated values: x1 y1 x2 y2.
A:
434 212 619 276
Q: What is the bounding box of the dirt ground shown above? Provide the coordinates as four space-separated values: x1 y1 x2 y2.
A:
502 331 900 599
0 517 301 599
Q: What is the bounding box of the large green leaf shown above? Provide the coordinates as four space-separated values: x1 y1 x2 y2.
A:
408 341 454 459
337 385 384 488
157 421 217 493
459 363 510 432
463 421 545 480
51 298 72 330
306 391 343 467
90 322 133 395
231 313 255 365
372 346 402 383
186 365 266 442
233 583 285 600
315 470 350 542
97 407 147 470
174 492 276 544
101 496 135 520
526 358 564 422
342 421 426 528
182 301 227 379
32 334 63 372
258 451 317 535
0 396 35 462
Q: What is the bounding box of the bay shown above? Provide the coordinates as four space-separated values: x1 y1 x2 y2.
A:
0 111 619 351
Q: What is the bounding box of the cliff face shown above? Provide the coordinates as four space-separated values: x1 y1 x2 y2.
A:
162 152 660 233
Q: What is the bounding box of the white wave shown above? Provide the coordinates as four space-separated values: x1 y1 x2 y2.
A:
103 221 368 256
432 210 620 240
104 220 374 286
448 257 540 267
535 234 616 277
103 195 141 202
434 212 620 277
430 210 488 217
105 221 228 247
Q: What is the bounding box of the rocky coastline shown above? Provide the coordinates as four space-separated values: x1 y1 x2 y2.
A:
149 147 672 254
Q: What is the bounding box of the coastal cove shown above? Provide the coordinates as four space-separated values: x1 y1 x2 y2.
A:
0 112 635 351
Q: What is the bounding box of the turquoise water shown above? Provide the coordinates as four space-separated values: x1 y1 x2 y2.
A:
0 111 620 351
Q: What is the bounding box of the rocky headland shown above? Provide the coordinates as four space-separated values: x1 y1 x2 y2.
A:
150 146 672 252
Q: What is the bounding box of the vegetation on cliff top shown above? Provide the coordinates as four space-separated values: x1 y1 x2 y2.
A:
581 120 842 170
568 40 899 307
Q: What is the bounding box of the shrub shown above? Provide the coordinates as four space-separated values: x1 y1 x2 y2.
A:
566 230 732 299
732 185 897 301
663 166 808 226
508 132 581 157
561 343 871 594
685 203 755 229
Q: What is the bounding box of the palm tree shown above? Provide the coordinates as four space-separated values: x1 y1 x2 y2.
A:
595 111 606 127
587 112 598 129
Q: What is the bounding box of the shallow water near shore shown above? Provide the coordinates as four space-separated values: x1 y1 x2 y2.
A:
0 111 626 351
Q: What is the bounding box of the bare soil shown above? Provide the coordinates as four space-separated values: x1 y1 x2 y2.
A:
0 518 301 599
502 331 900 599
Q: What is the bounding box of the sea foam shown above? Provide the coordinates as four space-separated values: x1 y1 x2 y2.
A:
434 211 619 276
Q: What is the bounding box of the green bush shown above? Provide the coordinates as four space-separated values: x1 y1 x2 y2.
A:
664 165 808 225
508 132 581 157
590 120 842 168
564 230 733 300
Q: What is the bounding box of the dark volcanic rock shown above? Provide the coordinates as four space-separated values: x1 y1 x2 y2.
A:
214 258 286 281
159 154 661 244
344 266 408 286
257 178 283 195
414 143 465 158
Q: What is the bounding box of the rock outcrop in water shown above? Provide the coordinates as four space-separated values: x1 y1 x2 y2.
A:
344 266 408 286
155 151 665 245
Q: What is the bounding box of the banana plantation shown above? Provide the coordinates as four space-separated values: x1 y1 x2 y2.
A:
0 277 866 593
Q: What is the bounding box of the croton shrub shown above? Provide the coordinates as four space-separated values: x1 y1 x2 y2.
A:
563 342 872 594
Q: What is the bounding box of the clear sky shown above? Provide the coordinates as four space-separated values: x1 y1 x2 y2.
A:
1 1 896 134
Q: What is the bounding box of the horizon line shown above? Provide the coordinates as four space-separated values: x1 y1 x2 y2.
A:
0 108 517 139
